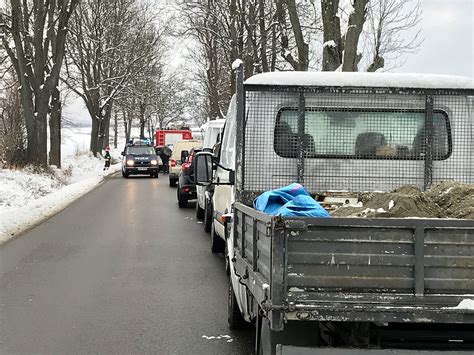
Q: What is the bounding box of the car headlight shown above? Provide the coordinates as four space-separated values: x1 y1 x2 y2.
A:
150 160 158 166
126 160 135 166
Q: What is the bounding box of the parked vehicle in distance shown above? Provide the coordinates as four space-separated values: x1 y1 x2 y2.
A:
121 142 159 178
169 139 203 187
196 119 225 230
155 129 192 147
195 68 474 354
177 147 202 208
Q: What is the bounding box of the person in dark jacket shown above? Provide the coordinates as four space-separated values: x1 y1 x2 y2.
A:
160 145 172 174
103 146 111 170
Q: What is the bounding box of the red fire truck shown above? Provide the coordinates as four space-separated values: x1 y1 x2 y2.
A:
155 129 193 147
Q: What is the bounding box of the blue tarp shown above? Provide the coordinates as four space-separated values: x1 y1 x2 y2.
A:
253 183 331 218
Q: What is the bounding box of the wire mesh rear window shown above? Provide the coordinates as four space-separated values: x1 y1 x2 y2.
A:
274 108 451 160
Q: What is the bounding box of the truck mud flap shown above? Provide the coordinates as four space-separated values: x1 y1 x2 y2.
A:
277 346 473 355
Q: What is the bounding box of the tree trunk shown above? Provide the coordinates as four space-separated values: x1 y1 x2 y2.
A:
126 108 133 141
286 0 309 71
270 16 277 72
98 104 113 153
321 0 343 71
122 109 129 142
275 0 298 70
367 56 385 72
104 115 111 148
90 117 100 156
258 0 269 72
229 0 238 93
34 97 50 167
342 0 369 72
49 87 61 167
139 103 146 139
114 112 118 148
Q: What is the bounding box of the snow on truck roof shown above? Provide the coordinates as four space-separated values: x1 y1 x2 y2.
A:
244 72 474 90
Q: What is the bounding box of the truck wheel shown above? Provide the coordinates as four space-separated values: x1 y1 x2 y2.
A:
228 277 247 329
178 190 188 208
210 222 225 253
203 200 212 233
196 202 205 220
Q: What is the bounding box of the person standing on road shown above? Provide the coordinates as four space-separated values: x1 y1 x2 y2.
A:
103 146 111 170
160 145 172 174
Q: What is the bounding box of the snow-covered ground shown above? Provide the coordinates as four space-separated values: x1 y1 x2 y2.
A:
0 124 123 244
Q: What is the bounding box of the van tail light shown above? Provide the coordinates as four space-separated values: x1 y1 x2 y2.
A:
170 159 176 167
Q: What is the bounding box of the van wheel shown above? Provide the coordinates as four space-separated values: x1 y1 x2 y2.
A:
196 202 205 220
228 277 247 329
210 222 225 253
203 200 212 233
122 170 129 178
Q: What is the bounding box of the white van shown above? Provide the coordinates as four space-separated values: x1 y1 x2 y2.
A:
169 139 202 187
196 119 226 230
209 100 237 252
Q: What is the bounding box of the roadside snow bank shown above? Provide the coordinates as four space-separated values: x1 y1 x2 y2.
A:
0 153 120 244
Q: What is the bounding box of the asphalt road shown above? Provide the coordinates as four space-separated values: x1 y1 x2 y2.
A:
0 173 254 354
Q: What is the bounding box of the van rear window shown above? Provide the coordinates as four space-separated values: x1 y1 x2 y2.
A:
274 108 451 160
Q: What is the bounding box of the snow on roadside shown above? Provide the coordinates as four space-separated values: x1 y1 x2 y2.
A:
0 152 121 244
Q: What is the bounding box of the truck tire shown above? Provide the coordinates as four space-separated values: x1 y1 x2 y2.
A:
210 222 225 253
196 202 205 220
178 189 188 208
228 277 247 329
203 200 212 233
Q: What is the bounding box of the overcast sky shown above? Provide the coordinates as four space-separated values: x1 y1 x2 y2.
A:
397 0 473 77
64 0 473 123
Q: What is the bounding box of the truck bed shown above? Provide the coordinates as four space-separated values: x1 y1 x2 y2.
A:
232 202 474 329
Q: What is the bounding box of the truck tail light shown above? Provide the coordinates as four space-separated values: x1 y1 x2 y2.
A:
170 159 176 167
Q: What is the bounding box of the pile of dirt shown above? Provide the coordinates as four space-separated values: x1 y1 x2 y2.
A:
331 181 474 219
426 181 474 219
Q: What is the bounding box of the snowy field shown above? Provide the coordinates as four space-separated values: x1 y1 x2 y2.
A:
0 124 123 244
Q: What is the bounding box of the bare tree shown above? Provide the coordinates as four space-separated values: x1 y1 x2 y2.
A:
64 0 163 156
365 0 422 72
0 0 79 167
